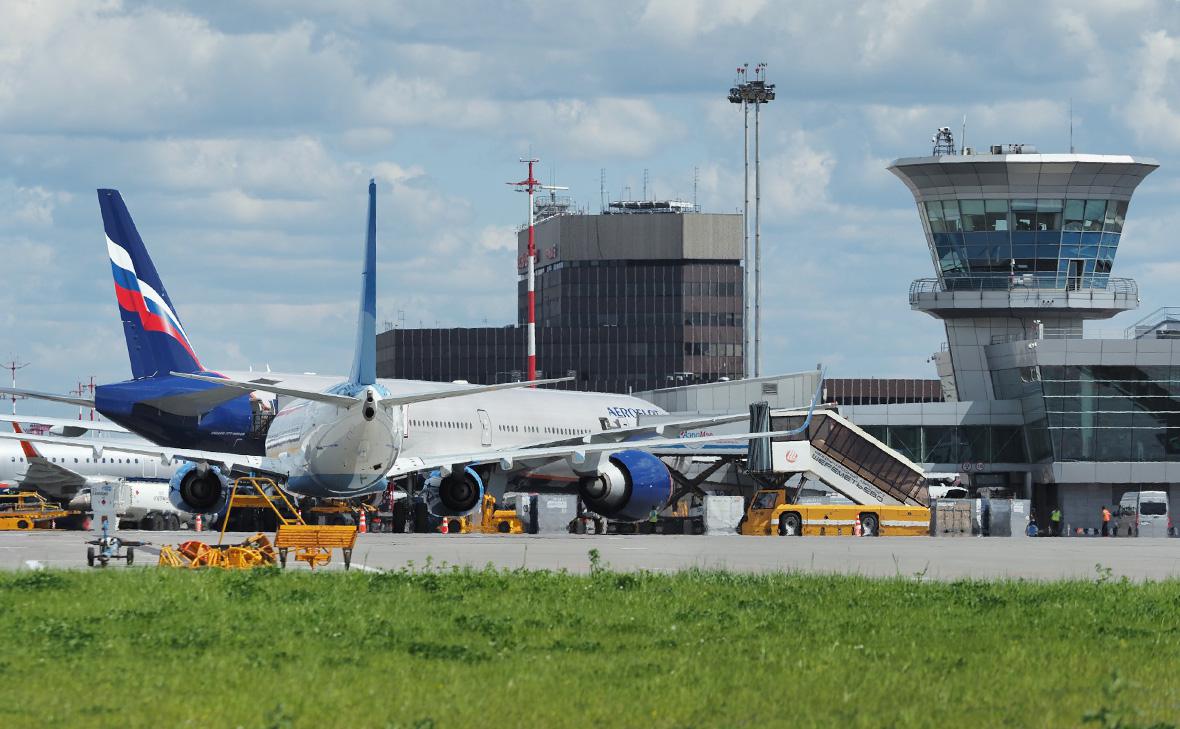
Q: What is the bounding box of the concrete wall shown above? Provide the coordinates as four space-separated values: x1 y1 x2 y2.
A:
518 213 742 265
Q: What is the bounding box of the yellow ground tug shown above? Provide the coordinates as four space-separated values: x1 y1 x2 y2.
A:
157 477 358 569
0 491 75 530
477 494 524 534
741 408 931 536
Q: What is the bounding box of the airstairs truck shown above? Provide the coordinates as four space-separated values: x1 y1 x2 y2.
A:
740 408 931 537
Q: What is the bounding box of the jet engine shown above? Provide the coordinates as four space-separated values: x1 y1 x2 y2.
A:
578 449 672 522
422 467 484 517
169 461 229 513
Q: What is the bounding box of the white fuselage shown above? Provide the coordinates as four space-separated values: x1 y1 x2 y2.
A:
227 371 668 497
0 438 176 499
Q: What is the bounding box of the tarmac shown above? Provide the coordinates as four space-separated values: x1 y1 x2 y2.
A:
1 530 1178 580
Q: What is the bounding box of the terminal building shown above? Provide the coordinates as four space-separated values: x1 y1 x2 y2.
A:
645 139 1176 531
377 200 746 393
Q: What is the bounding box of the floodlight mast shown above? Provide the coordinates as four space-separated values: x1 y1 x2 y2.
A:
728 63 774 378
508 159 567 386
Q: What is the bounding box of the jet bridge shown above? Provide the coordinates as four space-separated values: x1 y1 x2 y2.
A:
764 409 929 508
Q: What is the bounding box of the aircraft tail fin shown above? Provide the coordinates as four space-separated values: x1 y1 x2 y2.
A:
348 179 377 387
98 189 203 378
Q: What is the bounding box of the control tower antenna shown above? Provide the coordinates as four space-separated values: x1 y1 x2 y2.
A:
932 126 956 156
1069 98 1075 153
2 358 29 415
508 158 567 385
599 168 606 213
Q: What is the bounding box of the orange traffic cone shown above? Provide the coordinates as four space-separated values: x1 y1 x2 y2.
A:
195 514 203 532
358 510 367 534
440 516 449 534
854 518 862 537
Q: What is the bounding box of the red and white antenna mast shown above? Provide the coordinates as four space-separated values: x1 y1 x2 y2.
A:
508 158 566 385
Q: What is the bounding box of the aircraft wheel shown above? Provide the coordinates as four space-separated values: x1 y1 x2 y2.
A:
87 547 95 567
125 547 135 566
165 514 180 531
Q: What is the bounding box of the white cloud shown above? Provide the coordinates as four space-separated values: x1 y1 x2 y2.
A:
0 181 69 226
1125 30 1180 149
638 0 767 44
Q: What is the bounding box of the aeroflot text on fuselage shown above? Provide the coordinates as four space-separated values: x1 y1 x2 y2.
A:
605 407 663 418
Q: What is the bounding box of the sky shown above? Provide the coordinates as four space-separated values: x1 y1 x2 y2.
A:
3 0 1180 404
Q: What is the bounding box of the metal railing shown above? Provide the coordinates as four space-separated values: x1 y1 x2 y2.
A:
1125 307 1180 339
910 276 1138 304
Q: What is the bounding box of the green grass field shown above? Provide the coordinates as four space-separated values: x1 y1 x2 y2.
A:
0 562 1177 728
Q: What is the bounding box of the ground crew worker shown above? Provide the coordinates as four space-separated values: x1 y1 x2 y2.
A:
1050 508 1062 536
648 507 659 535
1101 505 1112 537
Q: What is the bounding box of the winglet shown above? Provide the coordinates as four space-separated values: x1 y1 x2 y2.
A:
10 422 39 459
349 179 378 387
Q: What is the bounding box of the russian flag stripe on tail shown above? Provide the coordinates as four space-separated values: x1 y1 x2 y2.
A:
98 189 203 378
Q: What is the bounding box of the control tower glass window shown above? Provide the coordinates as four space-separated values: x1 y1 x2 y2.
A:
922 197 1128 290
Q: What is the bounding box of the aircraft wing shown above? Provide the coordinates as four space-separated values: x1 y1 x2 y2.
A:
0 431 284 478
388 422 812 478
172 372 575 407
0 386 94 408
0 413 130 436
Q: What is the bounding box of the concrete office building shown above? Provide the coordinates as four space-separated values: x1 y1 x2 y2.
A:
378 200 745 393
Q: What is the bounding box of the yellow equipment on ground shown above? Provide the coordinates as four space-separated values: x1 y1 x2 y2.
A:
0 491 75 530
273 524 357 569
477 494 524 534
740 488 930 537
157 477 360 570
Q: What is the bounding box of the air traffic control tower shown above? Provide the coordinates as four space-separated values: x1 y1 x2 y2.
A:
846 132 1180 528
891 142 1157 402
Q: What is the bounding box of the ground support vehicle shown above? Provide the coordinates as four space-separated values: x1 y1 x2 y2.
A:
0 491 75 530
739 408 931 536
1116 490 1172 537
740 489 930 537
478 494 525 534
85 514 146 567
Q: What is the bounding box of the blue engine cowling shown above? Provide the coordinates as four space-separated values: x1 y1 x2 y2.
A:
578 449 672 522
423 467 484 517
169 461 230 514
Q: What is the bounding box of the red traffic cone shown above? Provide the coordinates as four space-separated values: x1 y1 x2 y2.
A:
358 510 367 534
440 517 449 534
195 514 203 532
854 518 862 537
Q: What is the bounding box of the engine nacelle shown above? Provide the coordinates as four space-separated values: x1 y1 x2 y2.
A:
578 449 672 522
422 467 484 517
169 462 229 514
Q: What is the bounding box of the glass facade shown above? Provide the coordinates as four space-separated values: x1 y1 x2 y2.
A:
992 365 1180 462
856 424 1027 464
922 198 1128 289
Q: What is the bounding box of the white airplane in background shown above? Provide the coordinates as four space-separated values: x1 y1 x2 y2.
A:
1 181 822 523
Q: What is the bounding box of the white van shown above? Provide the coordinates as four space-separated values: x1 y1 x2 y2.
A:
1117 490 1171 538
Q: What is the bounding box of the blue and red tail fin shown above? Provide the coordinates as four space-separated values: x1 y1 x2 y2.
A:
98 189 203 378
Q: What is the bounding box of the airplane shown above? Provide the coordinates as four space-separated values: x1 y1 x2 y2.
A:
0 422 189 529
0 182 824 524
